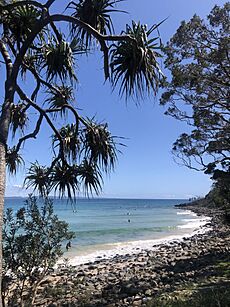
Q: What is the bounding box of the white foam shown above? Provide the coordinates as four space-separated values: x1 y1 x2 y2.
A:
57 212 212 267
177 210 198 217
177 210 193 215
178 217 211 229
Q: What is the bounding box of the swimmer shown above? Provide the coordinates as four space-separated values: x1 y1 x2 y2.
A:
66 241 71 251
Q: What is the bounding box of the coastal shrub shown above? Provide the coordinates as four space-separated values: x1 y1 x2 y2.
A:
2 195 75 306
147 284 230 307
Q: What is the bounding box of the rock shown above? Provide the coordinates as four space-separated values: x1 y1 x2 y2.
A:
145 289 152 296
133 299 142 306
121 284 139 296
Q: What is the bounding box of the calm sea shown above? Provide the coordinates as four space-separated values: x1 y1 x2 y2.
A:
5 198 206 264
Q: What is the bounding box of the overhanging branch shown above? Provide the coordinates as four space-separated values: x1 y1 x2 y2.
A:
15 114 43 153
15 85 66 163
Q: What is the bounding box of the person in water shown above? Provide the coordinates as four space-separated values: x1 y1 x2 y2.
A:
66 241 71 251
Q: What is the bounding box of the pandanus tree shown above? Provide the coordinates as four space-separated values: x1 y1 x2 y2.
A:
0 0 163 302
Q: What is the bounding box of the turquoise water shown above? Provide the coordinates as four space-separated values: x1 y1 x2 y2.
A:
5 197 197 257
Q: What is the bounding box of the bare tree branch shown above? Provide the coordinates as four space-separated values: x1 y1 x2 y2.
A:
15 114 43 153
15 85 66 163
0 40 13 78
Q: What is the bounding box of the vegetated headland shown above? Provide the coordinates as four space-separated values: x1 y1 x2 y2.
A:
30 197 230 307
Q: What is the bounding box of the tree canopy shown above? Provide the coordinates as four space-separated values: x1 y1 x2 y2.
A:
161 3 230 181
0 0 163 199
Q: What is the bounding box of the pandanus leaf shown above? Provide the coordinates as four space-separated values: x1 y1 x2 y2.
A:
6 147 24 175
110 21 163 99
45 86 74 118
82 118 118 172
42 40 77 82
69 0 125 48
3 4 41 43
50 163 79 199
10 103 28 137
25 162 50 197
53 124 80 162
78 159 103 196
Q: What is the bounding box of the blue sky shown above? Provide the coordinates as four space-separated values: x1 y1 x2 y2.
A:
4 0 226 198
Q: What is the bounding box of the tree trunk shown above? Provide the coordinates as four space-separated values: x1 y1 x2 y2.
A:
0 143 6 307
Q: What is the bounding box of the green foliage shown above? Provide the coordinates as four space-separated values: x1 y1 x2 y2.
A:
0 0 162 199
45 85 74 117
6 147 24 174
42 39 78 82
69 0 124 47
82 118 118 172
2 195 74 306
53 123 80 162
50 162 80 198
110 20 163 99
147 283 230 307
25 118 118 198
161 3 230 177
194 171 230 215
78 158 103 195
25 162 50 197
10 103 28 137
1 4 41 43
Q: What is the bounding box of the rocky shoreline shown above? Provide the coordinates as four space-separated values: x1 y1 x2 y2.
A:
35 204 230 306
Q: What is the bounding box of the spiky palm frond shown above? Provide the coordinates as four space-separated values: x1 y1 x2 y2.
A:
78 159 102 195
42 40 77 82
10 103 28 137
82 118 118 172
45 86 74 117
6 147 24 175
20 53 37 80
50 163 79 199
110 21 163 100
69 0 124 48
3 4 40 43
53 124 80 162
25 162 50 197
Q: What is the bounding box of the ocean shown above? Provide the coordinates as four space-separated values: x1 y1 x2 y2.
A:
5 198 210 265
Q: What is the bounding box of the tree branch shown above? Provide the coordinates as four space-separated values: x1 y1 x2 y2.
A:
0 39 13 78
50 14 134 43
44 0 56 9
15 114 43 153
15 85 66 163
11 12 134 97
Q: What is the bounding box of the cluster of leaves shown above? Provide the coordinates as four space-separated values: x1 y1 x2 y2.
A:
161 3 230 178
111 20 163 99
2 195 75 306
0 0 163 200
69 0 125 47
24 118 119 198
0 3 41 47
209 171 230 209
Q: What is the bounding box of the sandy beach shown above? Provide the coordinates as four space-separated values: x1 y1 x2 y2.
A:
58 210 212 267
